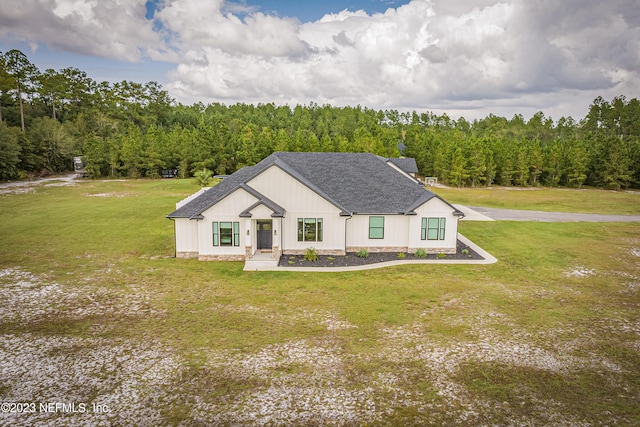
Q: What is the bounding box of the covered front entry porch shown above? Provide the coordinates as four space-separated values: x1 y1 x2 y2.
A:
244 218 281 270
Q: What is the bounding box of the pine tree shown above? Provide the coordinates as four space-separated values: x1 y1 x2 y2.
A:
449 147 469 187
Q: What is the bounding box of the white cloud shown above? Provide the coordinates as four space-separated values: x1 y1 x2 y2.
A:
1 0 639 119
157 0 308 58
0 0 168 61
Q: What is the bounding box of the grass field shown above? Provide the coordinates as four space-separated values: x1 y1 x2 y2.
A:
1 178 639 425
431 185 640 215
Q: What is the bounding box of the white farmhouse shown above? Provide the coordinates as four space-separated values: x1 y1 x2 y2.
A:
167 152 464 262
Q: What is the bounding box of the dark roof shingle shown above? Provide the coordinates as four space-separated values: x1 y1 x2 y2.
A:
388 157 419 174
167 152 450 219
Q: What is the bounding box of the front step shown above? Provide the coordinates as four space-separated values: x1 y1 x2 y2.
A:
243 253 279 271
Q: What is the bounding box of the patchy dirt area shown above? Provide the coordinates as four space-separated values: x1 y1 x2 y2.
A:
1 266 638 426
0 268 157 324
0 175 78 195
0 268 177 426
83 192 133 198
177 301 637 426
564 266 596 278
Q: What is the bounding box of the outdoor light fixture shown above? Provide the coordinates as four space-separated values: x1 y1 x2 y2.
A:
274 230 277 235
247 230 250 235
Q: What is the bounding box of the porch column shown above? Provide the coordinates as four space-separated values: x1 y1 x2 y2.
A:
272 218 280 259
245 220 253 258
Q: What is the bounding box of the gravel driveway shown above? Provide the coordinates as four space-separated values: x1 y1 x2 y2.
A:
462 206 640 222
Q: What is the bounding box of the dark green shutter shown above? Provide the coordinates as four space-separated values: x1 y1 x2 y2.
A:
212 222 219 246
233 222 240 246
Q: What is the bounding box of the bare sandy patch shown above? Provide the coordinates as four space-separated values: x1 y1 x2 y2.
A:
0 187 36 195
564 266 596 278
0 333 180 427
0 267 160 324
83 192 132 198
1 266 635 425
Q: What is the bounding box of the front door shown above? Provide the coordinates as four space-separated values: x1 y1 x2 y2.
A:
256 220 272 250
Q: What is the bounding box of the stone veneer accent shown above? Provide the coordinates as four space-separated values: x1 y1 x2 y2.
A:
284 249 346 256
272 246 281 259
181 246 455 261
176 251 199 259
346 246 456 255
409 247 456 254
198 254 246 261
346 246 408 253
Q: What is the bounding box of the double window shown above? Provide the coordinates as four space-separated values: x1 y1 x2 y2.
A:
369 216 384 239
422 217 446 240
298 218 323 242
212 221 240 246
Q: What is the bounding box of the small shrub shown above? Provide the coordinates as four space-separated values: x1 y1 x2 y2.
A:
461 248 470 255
436 253 447 259
414 248 427 258
327 256 335 261
397 252 407 259
287 260 295 265
303 247 319 262
356 249 369 258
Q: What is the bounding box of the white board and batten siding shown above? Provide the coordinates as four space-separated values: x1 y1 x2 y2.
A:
197 188 258 256
409 197 459 253
174 218 198 255
248 203 275 220
247 165 345 253
174 188 209 255
345 214 409 251
345 197 459 253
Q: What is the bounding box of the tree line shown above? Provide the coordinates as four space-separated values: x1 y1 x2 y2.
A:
1 49 639 189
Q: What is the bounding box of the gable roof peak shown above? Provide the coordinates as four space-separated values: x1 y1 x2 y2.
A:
168 151 443 219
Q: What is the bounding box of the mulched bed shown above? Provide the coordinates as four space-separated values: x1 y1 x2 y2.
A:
278 239 484 268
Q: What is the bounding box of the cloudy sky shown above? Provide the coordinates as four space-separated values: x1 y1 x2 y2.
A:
1 0 639 120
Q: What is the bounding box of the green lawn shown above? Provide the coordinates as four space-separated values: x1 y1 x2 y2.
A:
431 185 640 215
1 178 639 425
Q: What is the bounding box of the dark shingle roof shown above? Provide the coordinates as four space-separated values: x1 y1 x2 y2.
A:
167 152 455 219
388 157 419 174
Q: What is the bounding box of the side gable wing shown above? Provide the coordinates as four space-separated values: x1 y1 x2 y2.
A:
410 193 465 217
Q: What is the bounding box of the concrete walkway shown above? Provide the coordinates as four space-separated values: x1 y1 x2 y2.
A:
465 206 640 222
245 234 497 272
243 252 279 271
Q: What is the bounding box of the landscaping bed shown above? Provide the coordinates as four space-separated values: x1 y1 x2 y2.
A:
278 239 483 267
